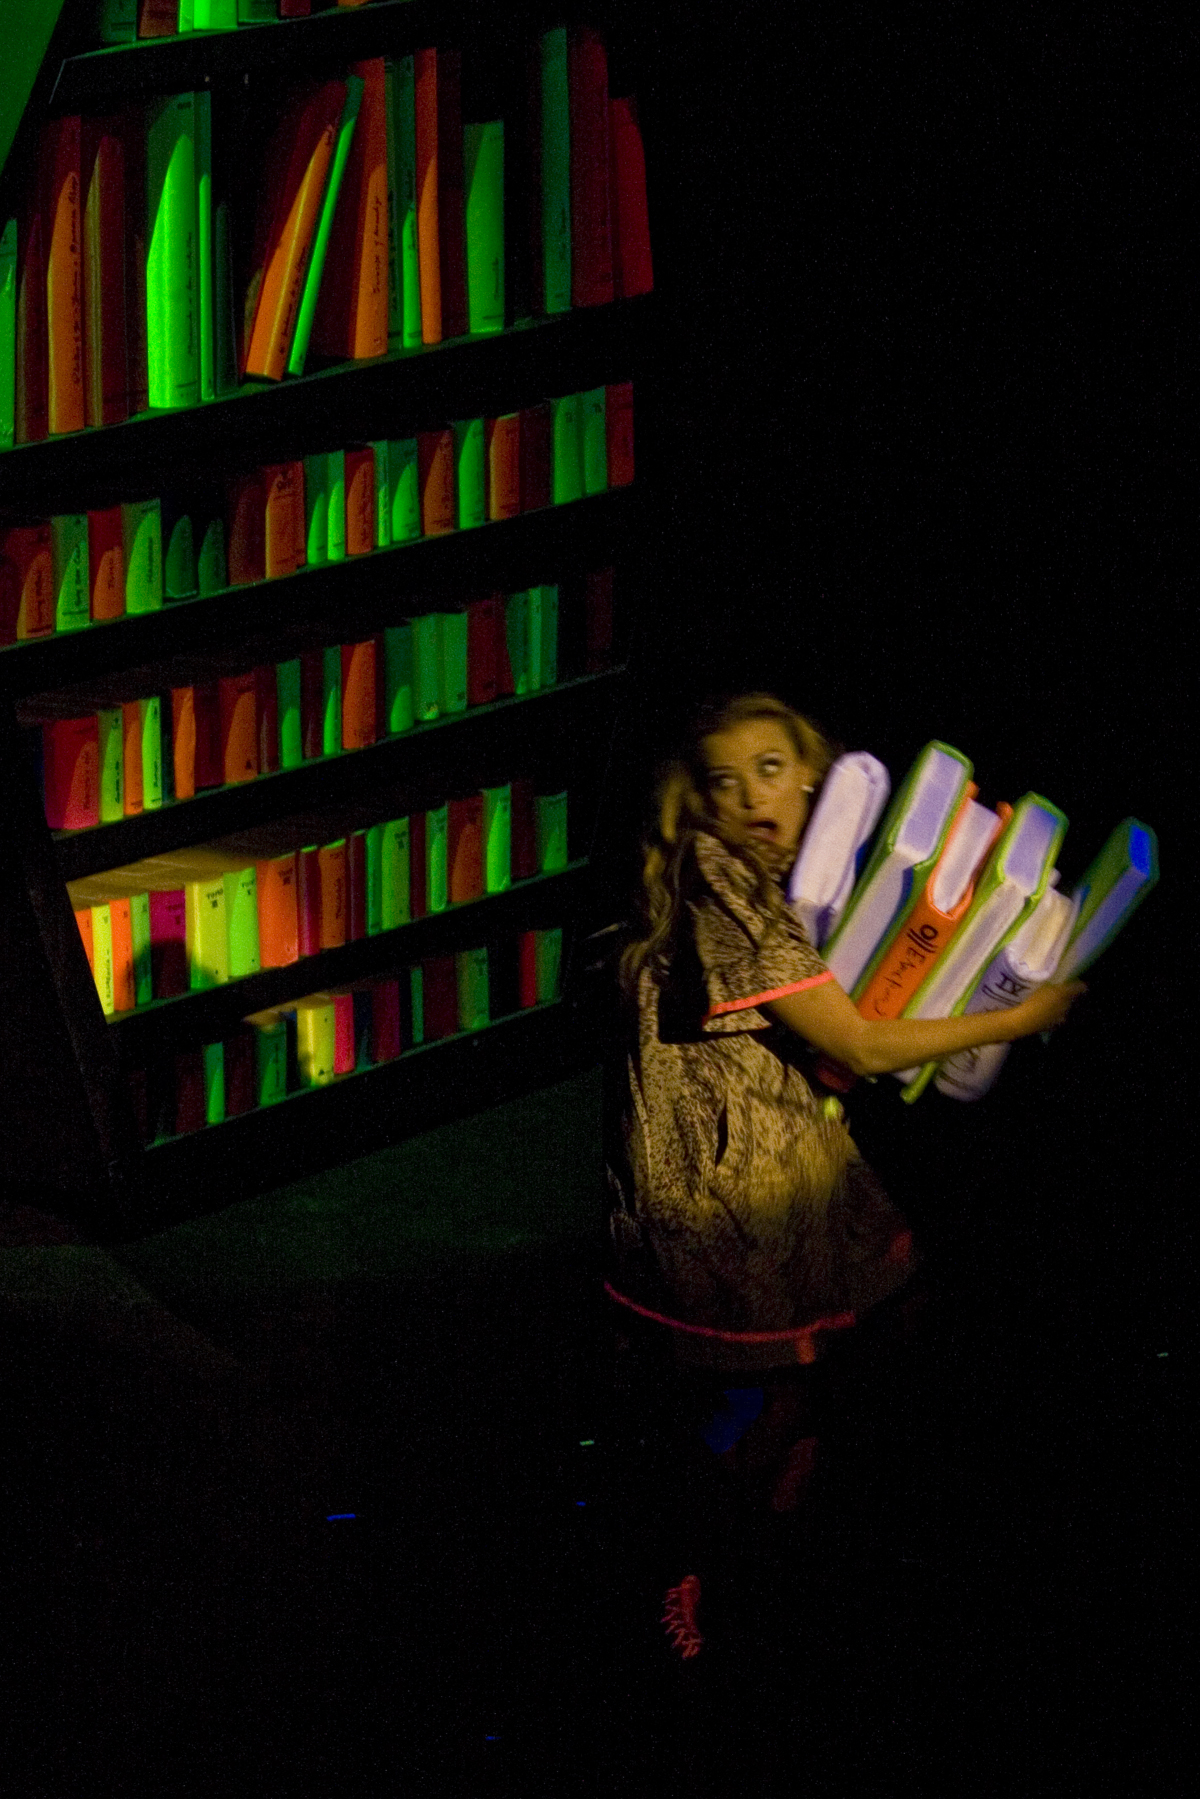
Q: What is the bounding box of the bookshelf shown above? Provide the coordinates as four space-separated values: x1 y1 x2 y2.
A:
0 1 653 1238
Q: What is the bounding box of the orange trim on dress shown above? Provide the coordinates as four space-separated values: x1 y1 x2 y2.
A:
604 1280 855 1365
704 969 835 1023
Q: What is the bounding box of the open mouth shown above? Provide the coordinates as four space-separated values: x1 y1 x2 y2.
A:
747 820 778 839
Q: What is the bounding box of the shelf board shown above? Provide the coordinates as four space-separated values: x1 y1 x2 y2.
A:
0 302 652 515
105 859 590 1057
53 670 623 880
1 487 636 695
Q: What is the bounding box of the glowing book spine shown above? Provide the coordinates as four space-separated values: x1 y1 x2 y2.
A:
1054 818 1159 981
786 751 890 948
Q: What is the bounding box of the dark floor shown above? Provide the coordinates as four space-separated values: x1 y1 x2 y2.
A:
2 1068 1186 1798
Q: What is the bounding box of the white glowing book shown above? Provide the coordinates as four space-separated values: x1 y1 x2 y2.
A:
934 882 1079 1101
822 741 973 993
786 751 890 948
895 791 1068 1101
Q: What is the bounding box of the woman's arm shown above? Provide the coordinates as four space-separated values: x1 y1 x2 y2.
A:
765 977 1087 1078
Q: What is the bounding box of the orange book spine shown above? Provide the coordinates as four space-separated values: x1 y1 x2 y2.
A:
413 47 442 345
311 60 388 359
244 83 344 381
344 446 376 555
88 506 125 621
171 685 197 801
263 463 304 577
218 671 259 785
227 470 267 586
605 382 634 487
15 207 48 444
256 853 300 967
486 415 521 520
74 908 95 976
417 429 455 535
109 897 136 1014
318 840 348 949
340 639 377 748
81 118 129 427
43 115 85 437
122 702 144 815
448 794 483 904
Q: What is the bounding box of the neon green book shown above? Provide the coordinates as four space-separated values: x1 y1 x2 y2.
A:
122 498 164 614
322 644 342 756
52 514 89 633
527 585 559 691
90 905 115 1016
237 1 276 21
195 90 214 401
551 393 584 503
1 217 16 450
195 0 237 27
482 784 512 893
464 120 504 335
326 450 346 561
379 817 410 929
286 75 364 379
178 0 195 26
581 386 608 494
276 659 303 768
540 28 571 313
413 613 440 720
295 995 336 1087
248 1009 288 1106
1055 819 1159 981
385 59 422 343
197 509 227 593
454 418 486 528
130 890 152 1006
162 502 196 597
140 696 163 810
370 440 391 546
456 947 490 1031
387 438 420 540
535 791 568 873
202 1039 225 1125
409 966 424 1045
97 708 124 823
224 865 260 980
438 610 468 714
145 92 200 411
185 875 228 989
505 591 530 693
303 454 330 565
897 792 1068 1103
384 623 415 733
99 0 137 42
536 927 563 1003
822 741 974 995
426 803 448 913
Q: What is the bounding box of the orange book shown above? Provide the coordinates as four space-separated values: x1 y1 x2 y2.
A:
15 206 48 444
448 795 483 904
418 429 455 535
44 716 99 829
567 28 614 308
42 115 85 437
263 463 304 577
170 685 197 800
227 470 266 585
318 840 348 949
243 80 346 380
122 702 144 815
344 446 375 555
486 415 521 520
81 117 129 427
606 381 634 486
0 523 54 641
88 506 125 621
413 47 442 344
311 59 388 360
254 665 279 774
340 639 377 748
74 908 95 978
109 897 136 1014
256 852 300 967
218 671 259 785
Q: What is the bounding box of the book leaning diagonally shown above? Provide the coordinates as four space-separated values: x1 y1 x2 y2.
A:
934 882 1079 1101
1054 818 1159 982
822 741 973 994
786 751 890 949
895 792 1068 1102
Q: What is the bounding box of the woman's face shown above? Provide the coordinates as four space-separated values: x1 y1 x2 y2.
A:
701 718 817 857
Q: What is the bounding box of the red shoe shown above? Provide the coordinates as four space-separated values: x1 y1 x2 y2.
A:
769 1435 819 1513
661 1574 703 1659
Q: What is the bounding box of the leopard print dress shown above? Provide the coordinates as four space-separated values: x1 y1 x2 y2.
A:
607 832 917 1371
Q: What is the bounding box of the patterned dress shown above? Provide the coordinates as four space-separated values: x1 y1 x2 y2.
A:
607 831 917 1371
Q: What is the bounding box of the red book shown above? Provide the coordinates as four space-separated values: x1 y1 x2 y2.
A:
297 845 322 958
511 778 537 880
174 1049 205 1135
254 665 279 773
347 829 367 941
435 48 466 339
42 115 85 437
413 47 442 344
567 29 613 308
340 639 377 748
518 930 539 1008
43 717 99 829
257 853 299 968
81 117 129 427
422 955 459 1040
218 671 259 785
467 595 503 705
584 566 615 672
409 811 427 919
122 702 144 816
279 0 312 15
417 429 456 535
170 686 196 800
300 648 325 759
0 523 54 641
609 95 653 298
486 415 521 521
370 977 401 1062
344 446 376 556
150 889 188 998
194 682 222 790
518 402 552 511
318 840 348 949
311 58 389 360
332 992 356 1075
137 0 177 38
14 205 48 444
605 381 634 487
227 470 266 585
225 1032 256 1118
87 506 125 621
448 794 483 903
263 462 304 578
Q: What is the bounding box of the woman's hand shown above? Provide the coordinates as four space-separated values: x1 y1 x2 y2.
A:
1011 980 1087 1037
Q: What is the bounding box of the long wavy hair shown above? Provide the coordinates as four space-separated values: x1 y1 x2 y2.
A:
619 693 838 996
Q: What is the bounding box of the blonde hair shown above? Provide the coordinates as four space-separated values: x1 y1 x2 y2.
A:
619 693 837 995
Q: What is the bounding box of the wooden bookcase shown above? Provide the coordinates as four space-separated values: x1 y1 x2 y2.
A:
0 1 654 1237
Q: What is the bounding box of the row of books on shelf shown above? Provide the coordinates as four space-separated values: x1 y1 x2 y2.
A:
3 28 651 439
0 382 632 643
37 575 604 829
101 2 391 40
787 742 1159 1103
127 925 565 1145
69 778 569 1012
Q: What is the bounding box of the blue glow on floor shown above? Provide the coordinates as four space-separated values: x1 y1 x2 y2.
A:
326 1513 357 1521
